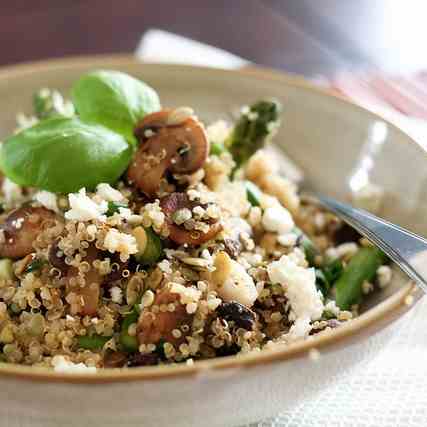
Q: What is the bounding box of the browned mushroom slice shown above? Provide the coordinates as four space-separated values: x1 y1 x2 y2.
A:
0 207 58 259
66 246 103 316
127 109 209 197
160 192 222 245
137 287 191 347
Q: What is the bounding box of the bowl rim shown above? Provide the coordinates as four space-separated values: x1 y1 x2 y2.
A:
0 53 421 384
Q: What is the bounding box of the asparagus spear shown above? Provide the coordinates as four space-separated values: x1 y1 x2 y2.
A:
226 100 282 171
77 334 111 350
335 247 387 310
294 226 318 266
119 306 140 352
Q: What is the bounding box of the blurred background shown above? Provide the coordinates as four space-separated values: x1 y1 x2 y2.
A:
2 0 427 77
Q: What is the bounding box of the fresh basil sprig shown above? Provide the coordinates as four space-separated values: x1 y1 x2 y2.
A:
0 117 132 193
71 70 161 144
0 70 161 193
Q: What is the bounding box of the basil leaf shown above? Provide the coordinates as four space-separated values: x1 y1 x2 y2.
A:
71 70 161 143
0 117 132 193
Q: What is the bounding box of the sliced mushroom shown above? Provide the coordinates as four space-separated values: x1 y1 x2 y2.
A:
160 192 222 245
137 287 191 347
66 246 103 316
0 207 58 259
127 109 209 197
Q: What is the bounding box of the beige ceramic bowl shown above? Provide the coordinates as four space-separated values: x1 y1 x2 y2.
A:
0 55 424 427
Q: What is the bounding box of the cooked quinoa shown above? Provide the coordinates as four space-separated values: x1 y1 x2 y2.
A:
0 72 391 372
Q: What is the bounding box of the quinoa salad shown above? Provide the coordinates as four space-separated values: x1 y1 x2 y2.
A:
0 70 392 372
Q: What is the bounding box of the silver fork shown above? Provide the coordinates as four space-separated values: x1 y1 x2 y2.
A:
315 195 427 294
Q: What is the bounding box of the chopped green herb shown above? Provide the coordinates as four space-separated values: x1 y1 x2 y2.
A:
25 258 45 274
245 181 262 207
106 201 128 217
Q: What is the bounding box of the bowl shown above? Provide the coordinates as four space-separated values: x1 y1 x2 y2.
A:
0 55 424 427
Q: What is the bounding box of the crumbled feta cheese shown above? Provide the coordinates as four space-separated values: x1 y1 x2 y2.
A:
104 229 138 260
2 178 23 206
217 260 257 307
117 207 132 219
224 217 253 241
96 183 125 202
110 286 123 304
352 182 384 214
65 188 108 221
268 255 324 338
34 190 59 213
262 206 294 234
52 355 96 373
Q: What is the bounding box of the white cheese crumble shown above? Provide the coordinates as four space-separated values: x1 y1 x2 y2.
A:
217 260 257 307
52 355 96 374
324 300 340 316
2 178 23 206
224 217 252 240
65 188 108 222
262 206 294 235
34 190 59 213
96 183 125 202
268 255 324 338
103 229 138 261
110 286 123 304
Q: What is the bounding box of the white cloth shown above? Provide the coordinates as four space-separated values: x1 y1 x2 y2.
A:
136 30 427 427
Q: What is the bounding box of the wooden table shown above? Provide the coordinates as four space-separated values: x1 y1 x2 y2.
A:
1 0 426 77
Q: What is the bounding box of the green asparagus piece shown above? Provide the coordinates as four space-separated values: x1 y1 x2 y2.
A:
335 247 387 310
134 227 163 266
119 306 140 353
77 334 111 350
294 227 318 266
226 100 282 170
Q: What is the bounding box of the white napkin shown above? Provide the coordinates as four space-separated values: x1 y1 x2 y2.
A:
136 30 427 427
